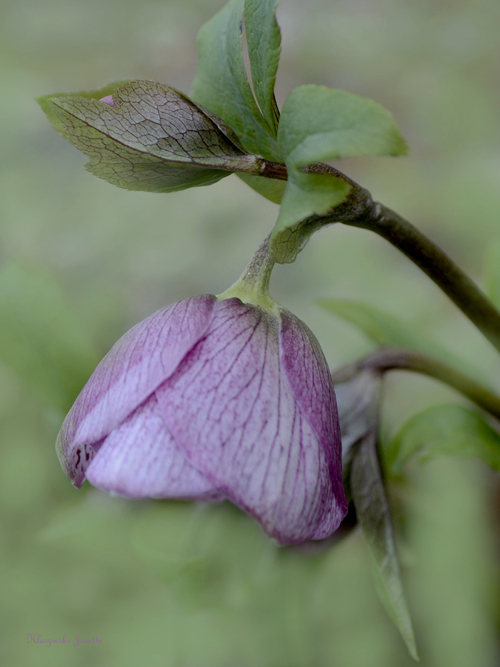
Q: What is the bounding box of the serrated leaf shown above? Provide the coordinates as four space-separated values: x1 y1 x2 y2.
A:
244 0 281 135
386 404 500 474
351 432 419 661
318 299 483 380
190 0 281 162
0 262 98 411
39 80 259 193
278 85 408 167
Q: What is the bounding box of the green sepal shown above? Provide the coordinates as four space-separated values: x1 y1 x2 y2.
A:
386 404 500 474
38 80 259 193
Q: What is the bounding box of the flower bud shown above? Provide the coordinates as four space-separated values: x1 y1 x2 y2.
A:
57 294 347 545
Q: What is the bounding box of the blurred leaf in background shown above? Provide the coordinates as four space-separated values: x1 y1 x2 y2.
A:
0 262 98 412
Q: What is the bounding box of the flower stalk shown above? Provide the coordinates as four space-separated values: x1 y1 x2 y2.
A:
259 158 500 356
217 234 277 312
348 201 500 355
332 347 500 423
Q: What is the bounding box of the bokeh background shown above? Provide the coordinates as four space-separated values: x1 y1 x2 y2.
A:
1 0 500 665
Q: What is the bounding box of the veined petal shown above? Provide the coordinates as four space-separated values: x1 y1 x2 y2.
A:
156 298 343 544
279 308 347 538
85 395 223 499
57 294 216 486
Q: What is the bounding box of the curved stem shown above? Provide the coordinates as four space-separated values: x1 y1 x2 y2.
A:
332 347 500 422
257 160 500 354
348 202 500 354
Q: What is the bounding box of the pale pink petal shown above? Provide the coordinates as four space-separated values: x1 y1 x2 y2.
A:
57 294 215 486
85 395 223 499
156 298 345 544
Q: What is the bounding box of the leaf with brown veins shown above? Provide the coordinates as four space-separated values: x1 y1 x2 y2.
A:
38 80 260 193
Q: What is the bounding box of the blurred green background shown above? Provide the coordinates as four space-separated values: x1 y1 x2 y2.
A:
1 0 500 665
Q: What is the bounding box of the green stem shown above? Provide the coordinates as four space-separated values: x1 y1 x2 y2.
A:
348 202 500 354
258 160 500 354
332 347 500 422
217 234 279 312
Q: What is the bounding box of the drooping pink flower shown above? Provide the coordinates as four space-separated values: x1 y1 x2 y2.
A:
57 295 347 545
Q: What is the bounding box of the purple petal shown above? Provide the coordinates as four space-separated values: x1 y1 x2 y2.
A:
85 395 223 499
57 294 216 486
279 308 347 539
156 298 345 545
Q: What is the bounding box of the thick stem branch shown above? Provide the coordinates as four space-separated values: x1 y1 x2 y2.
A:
348 202 500 354
332 347 500 422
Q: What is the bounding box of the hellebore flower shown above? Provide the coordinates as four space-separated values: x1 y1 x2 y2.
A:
56 244 347 545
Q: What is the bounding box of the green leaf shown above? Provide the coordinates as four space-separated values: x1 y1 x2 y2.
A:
386 404 500 474
318 299 483 380
269 85 407 260
190 0 281 162
351 433 419 661
38 80 258 193
278 85 408 168
236 173 286 204
37 80 131 136
244 0 281 135
0 262 98 411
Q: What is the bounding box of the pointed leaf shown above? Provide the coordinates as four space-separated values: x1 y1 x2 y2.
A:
244 0 281 134
0 262 98 411
39 81 258 193
386 403 500 474
37 80 131 136
190 0 281 161
351 433 419 661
